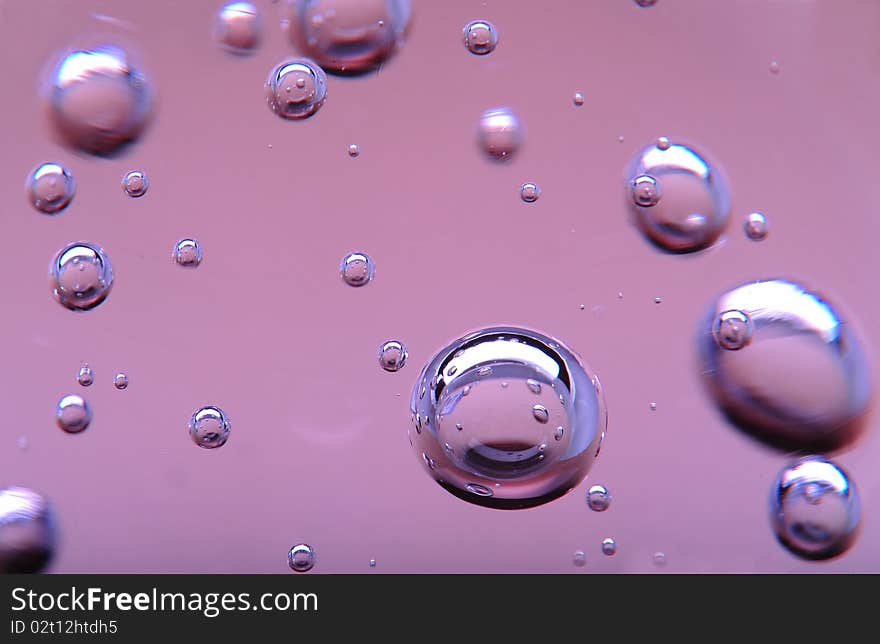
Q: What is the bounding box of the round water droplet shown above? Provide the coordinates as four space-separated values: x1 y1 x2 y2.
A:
698 279 870 451
770 456 860 560
122 170 149 197
49 242 114 311
172 238 203 267
653 551 667 566
77 364 94 387
409 326 607 509
265 58 327 119
625 139 730 253
214 2 263 54
572 550 586 567
288 543 315 572
463 20 498 55
0 487 56 573
744 212 769 241
340 251 375 287
56 394 92 434
348 143 360 157
586 484 611 512
379 340 408 372
713 309 753 351
26 163 75 214
519 182 541 203
113 373 129 390
601 537 617 556
477 107 523 161
46 44 154 155
285 0 411 74
188 405 231 449
573 91 584 106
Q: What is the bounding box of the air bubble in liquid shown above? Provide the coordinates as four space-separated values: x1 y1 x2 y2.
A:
409 326 607 509
573 92 584 106
340 251 375 287
586 484 611 512
572 550 586 567
284 0 411 74
463 20 498 55
520 182 541 203
601 537 617 556
744 212 769 241
379 340 408 372
49 242 114 311
477 107 523 161
288 543 315 572
770 456 860 560
265 58 327 119
214 2 263 54
77 365 94 387
698 279 870 451
46 44 154 156
56 394 92 434
27 163 75 214
113 373 129 390
122 170 149 197
0 487 56 573
188 405 231 449
348 143 360 157
173 239 203 268
624 139 730 253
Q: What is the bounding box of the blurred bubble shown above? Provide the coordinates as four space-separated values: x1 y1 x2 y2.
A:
624 139 730 252
698 279 871 451
348 143 360 157
77 364 94 387
188 405 231 449
463 20 498 55
284 0 411 74
45 44 154 156
213 2 263 54
744 212 769 241
113 373 129 390
601 537 617 556
379 340 408 372
49 242 114 311
288 543 315 572
56 394 92 434
635 0 658 7
0 487 56 573
340 251 375 287
770 60 780 74
653 552 667 566
477 107 523 161
573 91 584 106
122 170 148 197
586 484 611 512
409 326 607 509
770 456 860 560
265 58 327 119
173 239 203 268
572 550 586 567
26 163 75 214
519 182 541 203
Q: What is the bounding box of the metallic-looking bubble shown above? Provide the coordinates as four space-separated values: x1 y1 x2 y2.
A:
266 58 327 120
214 2 263 54
49 242 114 311
27 163 76 214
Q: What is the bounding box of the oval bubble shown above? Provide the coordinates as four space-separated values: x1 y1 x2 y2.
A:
0 487 56 573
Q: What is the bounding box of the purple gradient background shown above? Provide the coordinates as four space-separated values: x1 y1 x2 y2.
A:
1 0 878 573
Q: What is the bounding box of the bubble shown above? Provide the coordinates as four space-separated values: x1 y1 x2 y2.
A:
172 238 203 268
26 163 75 214
656 136 670 150
188 405 231 449
698 279 871 451
477 107 523 161
649 402 657 411
49 242 114 312
744 212 769 241
55 394 92 434
369 558 377 567
770 60 781 74
770 456 860 560
653 552 667 566
113 373 129 390
379 340 408 372
572 550 586 567
553 426 564 441
654 297 662 304
122 170 149 197
624 139 730 253
46 44 154 156
635 0 658 7
601 537 617 556
340 251 375 287
287 543 315 572
16 436 28 451
463 20 498 55
348 143 360 157
213 2 263 54
519 182 541 203
284 0 411 74
265 58 327 119
409 326 607 509
573 91 584 106
586 484 611 512
77 364 94 387
0 487 56 573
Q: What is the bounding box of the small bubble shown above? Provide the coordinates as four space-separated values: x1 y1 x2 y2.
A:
477 107 523 161
369 559 376 568
265 58 327 119
526 379 542 394
501 381 509 389
601 537 617 556
617 291 624 299
378 340 408 372
466 483 494 497
56 394 92 434
463 20 498 55
617 135 625 143
650 402 657 411
553 426 564 441
172 239 203 268
519 182 541 203
288 543 315 572
188 405 230 449
653 552 667 566
27 163 75 214
572 550 586 567
744 212 769 241
121 170 149 198
0 487 56 573
16 436 28 451
654 297 662 304
713 310 753 351
455 423 463 431
579 304 585 310
631 174 661 207
77 365 94 387
531 405 549 423
656 136 670 150
113 373 129 390
348 143 360 157
573 91 585 106
586 484 611 512
635 0 658 6
340 251 375 287
214 2 263 54
770 60 780 74
49 242 114 311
